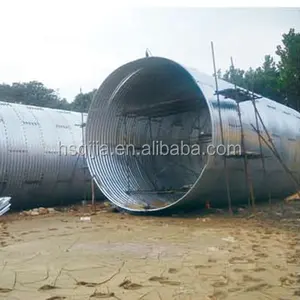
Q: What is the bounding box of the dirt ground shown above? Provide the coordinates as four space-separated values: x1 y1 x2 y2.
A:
0 205 300 300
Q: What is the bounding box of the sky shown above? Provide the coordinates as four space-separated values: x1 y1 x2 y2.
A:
0 2 299 102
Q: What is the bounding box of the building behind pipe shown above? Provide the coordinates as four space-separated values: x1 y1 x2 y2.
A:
85 56 300 213
0 101 99 209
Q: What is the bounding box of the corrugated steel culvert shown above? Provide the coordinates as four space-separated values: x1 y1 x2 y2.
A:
85 57 300 213
0 102 100 209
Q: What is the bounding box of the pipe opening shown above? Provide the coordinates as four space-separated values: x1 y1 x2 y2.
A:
86 57 212 212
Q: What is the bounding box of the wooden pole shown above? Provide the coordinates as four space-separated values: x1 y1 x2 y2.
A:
211 41 232 214
91 177 95 211
230 57 256 212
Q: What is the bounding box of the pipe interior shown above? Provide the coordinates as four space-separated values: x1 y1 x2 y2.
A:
88 59 212 210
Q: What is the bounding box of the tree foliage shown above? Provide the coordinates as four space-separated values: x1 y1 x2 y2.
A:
276 28 300 110
0 81 69 110
69 89 97 113
222 28 300 110
0 81 94 113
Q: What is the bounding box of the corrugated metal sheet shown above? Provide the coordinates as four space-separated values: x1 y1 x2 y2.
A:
0 197 11 216
0 102 97 209
85 57 300 213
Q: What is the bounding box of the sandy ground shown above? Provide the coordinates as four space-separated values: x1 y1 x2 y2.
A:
0 206 300 300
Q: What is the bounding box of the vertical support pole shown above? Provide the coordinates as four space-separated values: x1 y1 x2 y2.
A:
250 83 272 207
230 57 256 212
80 112 87 201
211 42 232 214
91 176 95 210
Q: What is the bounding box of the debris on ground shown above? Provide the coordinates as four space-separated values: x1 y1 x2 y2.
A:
80 216 91 222
196 217 211 222
284 192 300 202
13 200 119 219
103 201 119 213
20 207 58 216
222 236 235 243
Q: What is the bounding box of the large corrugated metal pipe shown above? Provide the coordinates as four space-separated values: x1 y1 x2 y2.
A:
86 57 300 213
0 102 102 209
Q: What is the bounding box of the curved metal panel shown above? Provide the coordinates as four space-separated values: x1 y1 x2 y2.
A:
0 197 11 216
85 57 300 213
0 102 98 209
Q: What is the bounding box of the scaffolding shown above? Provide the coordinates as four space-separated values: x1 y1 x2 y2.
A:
116 96 210 206
211 48 300 213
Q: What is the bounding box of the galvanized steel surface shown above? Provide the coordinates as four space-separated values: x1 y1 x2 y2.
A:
0 102 92 208
0 197 11 216
86 57 300 213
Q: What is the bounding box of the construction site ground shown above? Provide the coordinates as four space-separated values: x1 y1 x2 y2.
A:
0 201 300 300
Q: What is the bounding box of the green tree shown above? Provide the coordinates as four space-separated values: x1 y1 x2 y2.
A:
0 81 69 109
221 28 300 110
223 67 246 88
222 56 280 101
70 89 96 113
250 55 281 103
276 28 300 110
